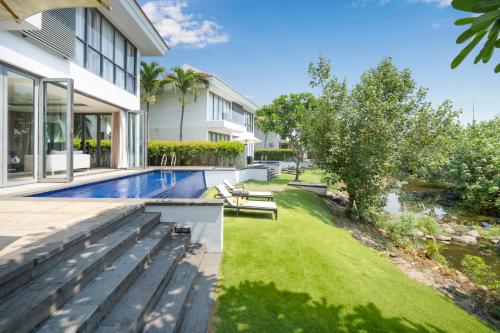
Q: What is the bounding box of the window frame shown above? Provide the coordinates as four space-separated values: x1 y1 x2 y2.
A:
74 9 137 94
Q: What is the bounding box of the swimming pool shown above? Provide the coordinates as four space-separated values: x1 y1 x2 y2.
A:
30 170 207 199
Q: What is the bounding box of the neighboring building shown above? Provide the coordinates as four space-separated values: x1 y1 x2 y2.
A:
148 65 259 160
254 126 280 149
0 0 168 187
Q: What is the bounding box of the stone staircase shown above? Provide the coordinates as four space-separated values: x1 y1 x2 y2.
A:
267 166 278 180
0 206 218 333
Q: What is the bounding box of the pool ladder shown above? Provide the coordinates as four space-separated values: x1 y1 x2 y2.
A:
160 152 177 171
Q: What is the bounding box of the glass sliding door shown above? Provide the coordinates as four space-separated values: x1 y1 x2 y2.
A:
6 71 36 184
39 79 74 182
127 111 145 168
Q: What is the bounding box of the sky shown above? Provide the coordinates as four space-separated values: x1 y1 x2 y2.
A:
138 0 499 124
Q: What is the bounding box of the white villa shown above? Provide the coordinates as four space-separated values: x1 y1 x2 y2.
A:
0 0 168 187
148 65 259 162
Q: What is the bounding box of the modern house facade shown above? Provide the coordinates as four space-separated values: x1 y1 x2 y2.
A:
254 126 281 149
0 0 168 187
148 65 259 160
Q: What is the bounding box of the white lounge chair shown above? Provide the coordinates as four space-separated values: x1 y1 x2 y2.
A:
215 185 278 220
223 179 274 201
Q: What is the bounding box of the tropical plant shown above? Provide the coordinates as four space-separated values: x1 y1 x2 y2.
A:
451 0 500 73
140 61 168 115
165 67 209 141
256 93 316 181
74 114 92 140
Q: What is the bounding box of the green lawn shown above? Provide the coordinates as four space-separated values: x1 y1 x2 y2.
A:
210 171 495 333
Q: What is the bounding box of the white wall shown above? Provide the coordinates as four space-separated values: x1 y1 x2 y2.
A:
204 170 237 187
237 168 268 182
148 89 208 141
254 127 280 149
145 202 223 252
0 31 140 111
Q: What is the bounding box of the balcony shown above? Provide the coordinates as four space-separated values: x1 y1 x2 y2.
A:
207 120 247 135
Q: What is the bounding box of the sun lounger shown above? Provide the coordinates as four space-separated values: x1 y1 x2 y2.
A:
215 185 278 220
223 179 274 201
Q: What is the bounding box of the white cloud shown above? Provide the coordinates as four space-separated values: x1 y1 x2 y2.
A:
142 1 230 48
408 0 452 7
350 0 452 7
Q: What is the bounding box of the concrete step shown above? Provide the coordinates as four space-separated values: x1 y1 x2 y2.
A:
35 222 176 333
0 204 145 300
0 211 160 333
142 244 206 333
178 252 221 333
94 234 189 333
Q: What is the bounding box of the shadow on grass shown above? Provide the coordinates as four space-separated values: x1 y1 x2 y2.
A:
216 280 448 333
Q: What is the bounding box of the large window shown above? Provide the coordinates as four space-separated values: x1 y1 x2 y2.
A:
231 103 245 127
244 111 254 132
74 9 137 94
209 132 230 142
208 92 231 121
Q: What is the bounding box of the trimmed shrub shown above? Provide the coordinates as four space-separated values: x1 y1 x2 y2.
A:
148 141 245 167
255 149 294 161
73 139 111 167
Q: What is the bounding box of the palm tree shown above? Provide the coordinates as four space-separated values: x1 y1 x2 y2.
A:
165 66 208 141
140 61 168 146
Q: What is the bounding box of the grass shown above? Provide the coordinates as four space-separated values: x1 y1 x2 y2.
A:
210 170 495 333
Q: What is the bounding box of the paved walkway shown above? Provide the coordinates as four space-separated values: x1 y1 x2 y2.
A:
0 198 141 258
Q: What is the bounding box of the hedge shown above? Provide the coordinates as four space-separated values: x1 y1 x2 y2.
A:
255 148 295 161
148 141 245 167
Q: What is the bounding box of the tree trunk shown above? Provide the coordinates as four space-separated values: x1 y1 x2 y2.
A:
345 198 354 219
179 103 185 142
294 157 301 181
146 102 150 165
264 134 268 148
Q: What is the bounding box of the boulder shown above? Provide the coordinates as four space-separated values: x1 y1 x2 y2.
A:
466 230 480 238
413 192 425 199
480 222 492 229
491 238 499 245
425 235 435 240
442 226 455 234
452 235 477 245
415 230 425 237
437 235 452 241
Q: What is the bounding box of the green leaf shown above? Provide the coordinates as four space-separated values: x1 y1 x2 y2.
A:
469 9 500 34
495 63 500 73
473 0 500 13
482 21 500 62
455 17 475 26
452 30 488 69
452 0 481 12
453 0 500 13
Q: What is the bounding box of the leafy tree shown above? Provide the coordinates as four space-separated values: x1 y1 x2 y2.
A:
255 115 274 148
441 117 500 215
306 58 421 219
398 98 462 181
256 93 316 181
165 67 208 141
451 0 500 73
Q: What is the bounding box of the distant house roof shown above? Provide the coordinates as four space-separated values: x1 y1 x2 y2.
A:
181 64 259 112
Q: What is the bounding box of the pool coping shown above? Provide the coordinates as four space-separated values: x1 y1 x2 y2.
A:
0 167 233 198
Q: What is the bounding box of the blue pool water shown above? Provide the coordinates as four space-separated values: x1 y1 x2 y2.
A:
30 171 206 199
